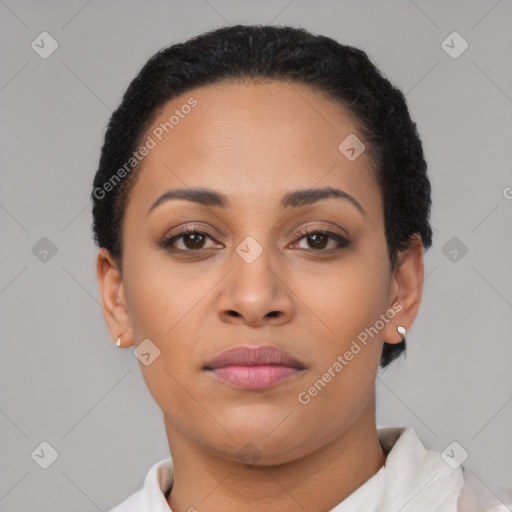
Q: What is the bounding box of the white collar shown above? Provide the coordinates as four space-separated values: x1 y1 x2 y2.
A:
109 426 507 511
331 426 463 511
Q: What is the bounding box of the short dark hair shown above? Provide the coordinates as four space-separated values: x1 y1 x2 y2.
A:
91 24 432 368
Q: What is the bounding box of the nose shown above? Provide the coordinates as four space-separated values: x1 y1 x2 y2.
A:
216 246 295 328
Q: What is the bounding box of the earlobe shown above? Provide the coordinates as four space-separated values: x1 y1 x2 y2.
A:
383 234 425 344
96 248 134 348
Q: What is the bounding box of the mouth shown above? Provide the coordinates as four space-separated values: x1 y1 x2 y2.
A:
203 345 306 391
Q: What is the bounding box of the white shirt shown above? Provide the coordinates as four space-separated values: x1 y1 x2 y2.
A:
108 427 511 511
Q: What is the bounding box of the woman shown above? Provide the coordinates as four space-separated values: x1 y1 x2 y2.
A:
92 24 508 511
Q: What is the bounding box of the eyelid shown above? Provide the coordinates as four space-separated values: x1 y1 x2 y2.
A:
162 223 346 240
160 221 350 252
163 222 219 239
293 224 343 237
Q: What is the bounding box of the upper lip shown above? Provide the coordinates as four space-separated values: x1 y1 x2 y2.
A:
203 345 306 370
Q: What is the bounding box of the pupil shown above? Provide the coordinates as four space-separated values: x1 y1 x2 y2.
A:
309 234 327 249
185 233 204 249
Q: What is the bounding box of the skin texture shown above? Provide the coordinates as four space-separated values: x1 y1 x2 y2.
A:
96 79 425 512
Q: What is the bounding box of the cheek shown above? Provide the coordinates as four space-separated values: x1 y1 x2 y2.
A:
123 253 216 392
290 258 389 354
289 268 385 443
125 251 207 341
123 266 203 425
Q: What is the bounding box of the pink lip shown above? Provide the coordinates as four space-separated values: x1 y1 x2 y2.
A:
204 345 306 391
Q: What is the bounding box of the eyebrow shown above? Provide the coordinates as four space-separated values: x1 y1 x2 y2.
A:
147 186 366 217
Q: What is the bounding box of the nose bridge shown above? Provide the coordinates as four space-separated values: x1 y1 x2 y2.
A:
228 200 279 269
232 232 280 294
216 231 294 324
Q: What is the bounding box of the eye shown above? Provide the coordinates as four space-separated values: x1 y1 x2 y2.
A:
159 225 350 254
292 226 350 252
159 226 222 252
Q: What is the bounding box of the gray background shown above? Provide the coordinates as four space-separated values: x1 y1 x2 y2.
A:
1 1 511 510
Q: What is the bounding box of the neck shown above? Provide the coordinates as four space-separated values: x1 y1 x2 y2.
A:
165 410 386 512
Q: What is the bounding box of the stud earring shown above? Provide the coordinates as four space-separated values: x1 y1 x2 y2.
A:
116 335 123 347
397 326 407 338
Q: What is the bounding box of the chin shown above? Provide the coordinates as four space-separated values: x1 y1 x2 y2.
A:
221 403 295 435
207 415 309 462
219 437 309 467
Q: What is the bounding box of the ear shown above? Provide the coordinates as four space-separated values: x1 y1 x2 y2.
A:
382 234 425 344
96 247 133 348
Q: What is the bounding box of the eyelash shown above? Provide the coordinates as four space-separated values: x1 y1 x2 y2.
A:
293 226 350 252
160 225 350 254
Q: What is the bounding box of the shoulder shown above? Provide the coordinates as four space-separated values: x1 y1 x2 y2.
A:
378 427 511 512
106 457 174 512
457 469 512 512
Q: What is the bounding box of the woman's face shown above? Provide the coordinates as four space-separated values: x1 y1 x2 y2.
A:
100 79 420 464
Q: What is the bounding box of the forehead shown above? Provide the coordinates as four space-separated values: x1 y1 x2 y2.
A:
126 79 381 219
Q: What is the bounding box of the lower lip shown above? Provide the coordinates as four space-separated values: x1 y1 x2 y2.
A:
208 365 302 390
